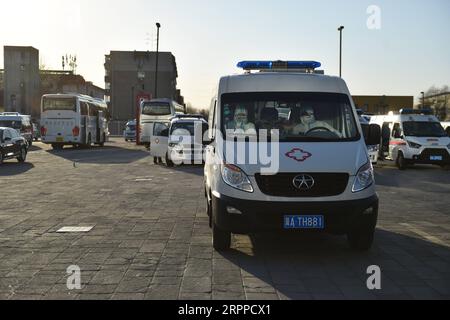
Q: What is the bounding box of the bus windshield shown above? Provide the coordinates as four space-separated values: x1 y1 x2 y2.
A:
221 92 359 142
43 97 77 112
403 122 447 138
0 120 22 129
142 102 171 116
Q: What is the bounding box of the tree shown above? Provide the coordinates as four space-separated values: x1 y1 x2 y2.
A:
62 54 78 73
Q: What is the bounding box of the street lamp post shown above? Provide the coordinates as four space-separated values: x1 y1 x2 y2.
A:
154 22 161 99
338 26 344 78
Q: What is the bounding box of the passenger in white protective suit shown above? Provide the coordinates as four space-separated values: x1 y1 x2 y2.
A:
226 106 256 134
292 106 341 137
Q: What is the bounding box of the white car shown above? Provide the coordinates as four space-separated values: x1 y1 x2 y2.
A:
204 60 381 252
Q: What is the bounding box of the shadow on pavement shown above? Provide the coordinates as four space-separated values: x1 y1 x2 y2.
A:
217 229 450 300
46 145 150 165
0 162 34 176
156 163 205 177
27 144 43 152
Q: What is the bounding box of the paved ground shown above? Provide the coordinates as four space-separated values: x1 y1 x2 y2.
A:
0 138 449 300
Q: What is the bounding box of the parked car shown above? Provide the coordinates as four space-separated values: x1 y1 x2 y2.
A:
0 112 33 146
124 120 136 142
0 127 28 165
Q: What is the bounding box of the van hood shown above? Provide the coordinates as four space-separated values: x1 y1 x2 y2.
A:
405 136 450 147
221 141 368 176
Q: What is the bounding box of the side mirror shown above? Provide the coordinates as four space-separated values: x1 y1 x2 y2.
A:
366 124 381 146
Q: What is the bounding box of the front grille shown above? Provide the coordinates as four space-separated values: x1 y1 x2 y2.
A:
418 148 450 161
255 173 349 197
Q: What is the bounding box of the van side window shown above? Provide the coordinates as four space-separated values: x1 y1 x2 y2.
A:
392 123 402 139
154 123 169 137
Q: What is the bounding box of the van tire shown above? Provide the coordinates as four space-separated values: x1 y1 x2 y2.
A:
212 223 231 251
166 153 174 167
17 147 27 163
0 152 3 165
396 152 407 170
28 140 33 147
347 225 375 251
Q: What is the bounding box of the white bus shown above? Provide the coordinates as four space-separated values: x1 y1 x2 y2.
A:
40 93 109 150
140 98 185 148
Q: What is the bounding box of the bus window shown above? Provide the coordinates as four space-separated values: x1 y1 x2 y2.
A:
142 102 171 116
43 97 77 112
89 103 98 116
80 102 88 116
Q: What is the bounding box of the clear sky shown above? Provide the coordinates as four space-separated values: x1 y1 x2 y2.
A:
1 0 449 109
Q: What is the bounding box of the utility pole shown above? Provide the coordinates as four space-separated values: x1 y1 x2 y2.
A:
154 22 161 99
338 26 344 78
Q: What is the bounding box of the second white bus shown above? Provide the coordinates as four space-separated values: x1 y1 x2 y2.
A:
140 98 185 148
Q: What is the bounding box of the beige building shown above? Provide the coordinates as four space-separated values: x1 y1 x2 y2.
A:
352 95 414 115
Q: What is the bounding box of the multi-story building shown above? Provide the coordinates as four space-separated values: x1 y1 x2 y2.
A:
2 46 104 120
40 70 104 100
104 50 182 121
3 46 41 118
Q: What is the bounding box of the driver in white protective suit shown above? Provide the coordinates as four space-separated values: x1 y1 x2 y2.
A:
291 105 341 137
227 106 256 134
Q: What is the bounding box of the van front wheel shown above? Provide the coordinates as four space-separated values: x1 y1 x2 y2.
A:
396 152 407 170
212 223 231 251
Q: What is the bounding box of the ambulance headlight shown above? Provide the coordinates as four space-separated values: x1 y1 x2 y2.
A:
352 162 374 193
221 164 254 193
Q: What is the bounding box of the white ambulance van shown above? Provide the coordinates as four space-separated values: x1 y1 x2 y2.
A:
370 110 450 170
204 61 381 251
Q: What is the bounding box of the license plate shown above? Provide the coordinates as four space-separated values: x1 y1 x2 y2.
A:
284 215 325 229
430 156 442 161
56 137 64 142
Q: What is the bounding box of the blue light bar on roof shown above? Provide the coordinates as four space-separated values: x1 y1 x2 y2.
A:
237 60 322 71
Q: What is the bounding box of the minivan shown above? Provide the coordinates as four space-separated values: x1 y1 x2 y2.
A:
204 60 381 251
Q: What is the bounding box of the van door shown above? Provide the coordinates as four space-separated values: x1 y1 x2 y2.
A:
381 122 392 159
205 99 217 188
390 122 404 160
150 122 169 158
